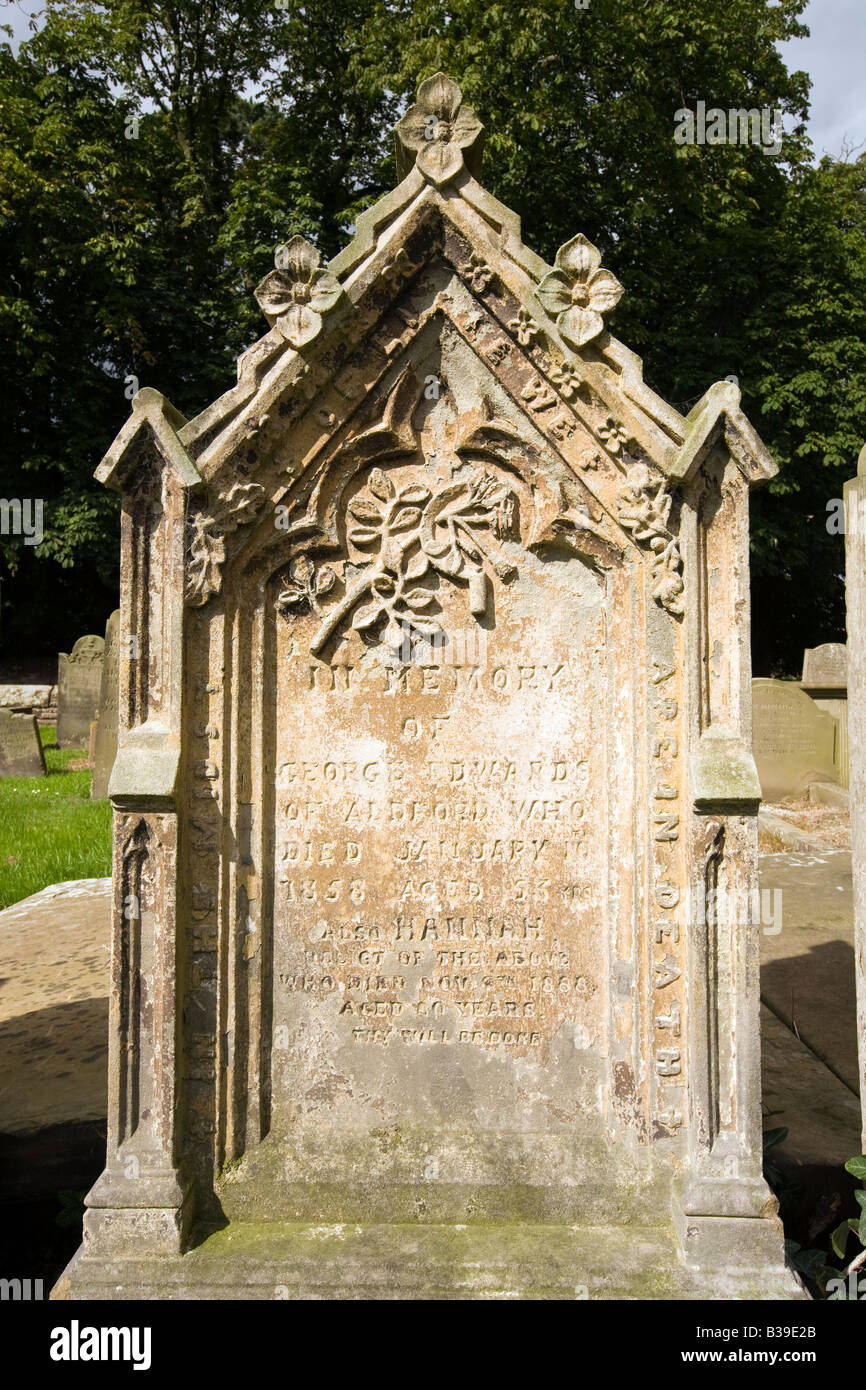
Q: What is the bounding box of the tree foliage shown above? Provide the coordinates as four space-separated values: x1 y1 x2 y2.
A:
0 0 863 673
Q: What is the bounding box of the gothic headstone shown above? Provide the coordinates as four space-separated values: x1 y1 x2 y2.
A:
844 445 866 1150
56 75 800 1299
752 678 839 800
0 708 46 777
56 635 104 749
91 610 121 800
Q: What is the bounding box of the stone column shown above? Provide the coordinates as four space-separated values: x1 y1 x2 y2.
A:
844 443 866 1150
81 393 203 1255
672 428 787 1270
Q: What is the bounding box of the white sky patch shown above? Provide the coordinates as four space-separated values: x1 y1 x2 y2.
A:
777 0 866 159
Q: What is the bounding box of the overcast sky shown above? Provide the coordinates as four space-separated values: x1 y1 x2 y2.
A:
1 0 864 162
778 0 866 158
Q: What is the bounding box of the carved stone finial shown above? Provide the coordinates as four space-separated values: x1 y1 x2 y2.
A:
394 72 484 186
536 233 624 349
254 236 343 348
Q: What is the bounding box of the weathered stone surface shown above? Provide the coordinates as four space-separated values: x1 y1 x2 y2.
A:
757 809 830 853
0 684 55 710
0 870 830 1286
0 708 46 777
800 644 849 788
844 442 866 1150
91 610 120 799
57 73 799 1299
56 635 104 749
802 642 847 692
759 850 859 1095
809 781 850 810
55 1222 803 1301
0 878 111 1134
752 678 839 800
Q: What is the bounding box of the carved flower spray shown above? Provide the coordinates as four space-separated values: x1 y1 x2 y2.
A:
304 466 519 657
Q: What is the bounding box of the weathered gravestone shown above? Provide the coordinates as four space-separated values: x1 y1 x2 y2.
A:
801 643 848 789
0 708 46 777
91 610 121 800
752 678 839 801
802 643 847 694
56 635 104 749
57 75 801 1299
844 445 866 1150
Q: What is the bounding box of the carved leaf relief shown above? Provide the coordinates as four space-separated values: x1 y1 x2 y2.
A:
278 465 519 657
616 463 685 615
276 554 337 617
187 481 267 607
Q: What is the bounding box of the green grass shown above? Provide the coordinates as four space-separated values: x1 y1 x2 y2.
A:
0 726 112 910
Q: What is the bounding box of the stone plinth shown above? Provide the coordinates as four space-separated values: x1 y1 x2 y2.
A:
800 644 848 788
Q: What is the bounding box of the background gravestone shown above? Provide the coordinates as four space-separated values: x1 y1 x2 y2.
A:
90 610 120 800
801 643 848 789
0 709 46 777
802 643 847 692
844 444 866 1150
752 677 839 800
57 75 800 1300
56 635 104 749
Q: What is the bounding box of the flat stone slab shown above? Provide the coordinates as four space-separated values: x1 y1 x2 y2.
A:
0 684 56 709
760 1004 861 1172
758 810 830 853
802 642 847 691
809 782 850 810
0 878 111 1133
753 678 840 799
56 635 103 749
759 850 859 1095
53 1221 805 1300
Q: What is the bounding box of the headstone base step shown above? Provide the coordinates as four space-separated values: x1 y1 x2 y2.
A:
53 1220 806 1300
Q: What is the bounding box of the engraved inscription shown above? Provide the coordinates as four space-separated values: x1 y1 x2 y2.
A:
270 531 608 1123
